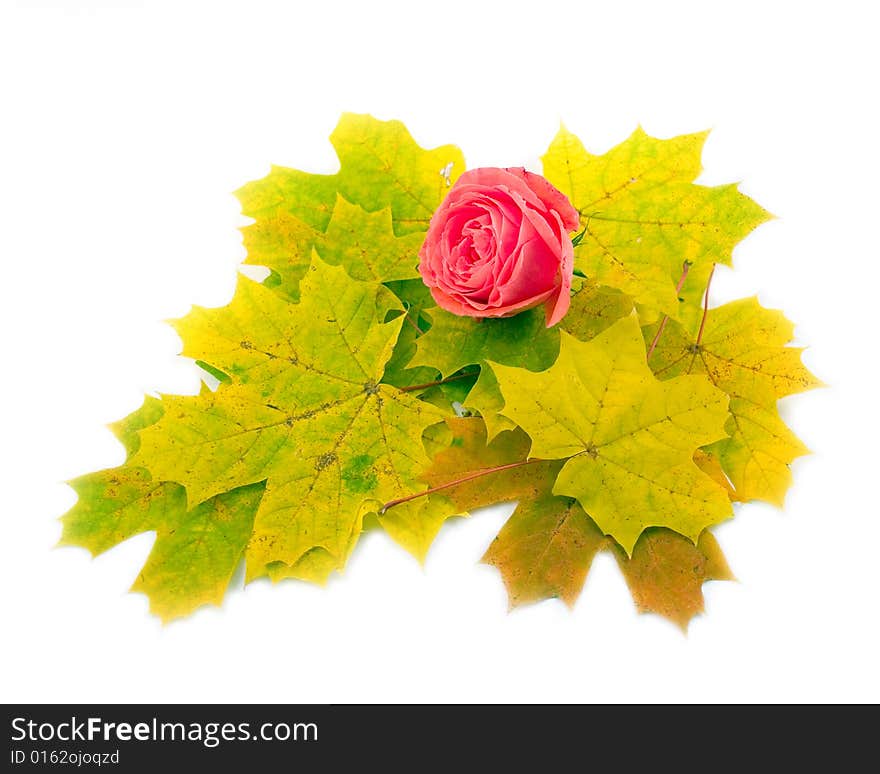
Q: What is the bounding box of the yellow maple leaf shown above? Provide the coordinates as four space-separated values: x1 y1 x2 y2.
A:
646 296 821 505
491 315 733 554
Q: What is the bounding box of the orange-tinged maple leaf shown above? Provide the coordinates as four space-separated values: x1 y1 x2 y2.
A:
420 418 564 511
612 528 734 630
418 417 733 628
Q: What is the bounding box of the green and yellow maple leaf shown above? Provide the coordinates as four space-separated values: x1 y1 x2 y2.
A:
135 257 448 580
542 125 770 324
238 203 317 301
491 315 733 554
316 195 424 283
60 397 266 622
645 297 820 505
236 113 464 299
60 396 172 556
130 483 265 621
409 280 633 437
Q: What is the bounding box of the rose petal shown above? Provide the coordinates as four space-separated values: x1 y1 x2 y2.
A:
541 211 574 326
458 168 546 213
512 167 580 231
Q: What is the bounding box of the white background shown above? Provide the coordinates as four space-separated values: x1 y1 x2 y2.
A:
1 0 877 703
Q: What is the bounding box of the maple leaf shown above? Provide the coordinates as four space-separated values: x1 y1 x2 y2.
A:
375 417 544 562
376 418 565 566
237 201 317 301
378 278 459 398
379 304 440 393
236 113 465 299
316 195 425 283
134 257 448 579
377 495 464 564
409 280 633 437
612 528 734 629
60 396 170 556
693 448 743 502
423 417 732 627
420 417 564 511
542 126 770 324
483 494 606 608
130 483 266 621
491 315 733 554
485 504 733 628
412 305 555 439
646 297 820 504
59 397 266 622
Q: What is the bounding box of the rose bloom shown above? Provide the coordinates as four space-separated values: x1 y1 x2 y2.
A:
418 167 579 327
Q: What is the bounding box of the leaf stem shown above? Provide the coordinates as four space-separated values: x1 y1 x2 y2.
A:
379 458 541 514
398 371 478 393
402 310 423 336
646 261 691 360
695 263 716 348
685 263 717 375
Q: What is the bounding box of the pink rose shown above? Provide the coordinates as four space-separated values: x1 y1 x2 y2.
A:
418 167 579 327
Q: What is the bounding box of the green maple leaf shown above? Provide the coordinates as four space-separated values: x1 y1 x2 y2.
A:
417 306 554 439
378 279 454 396
413 306 554 378
409 280 633 437
134 257 448 580
542 126 770 324
491 315 732 554
645 297 820 505
60 397 266 622
236 113 464 299
130 483 265 620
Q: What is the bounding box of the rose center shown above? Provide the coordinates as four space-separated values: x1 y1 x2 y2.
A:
461 219 496 265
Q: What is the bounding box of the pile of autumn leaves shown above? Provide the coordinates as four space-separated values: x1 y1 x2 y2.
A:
61 115 818 627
